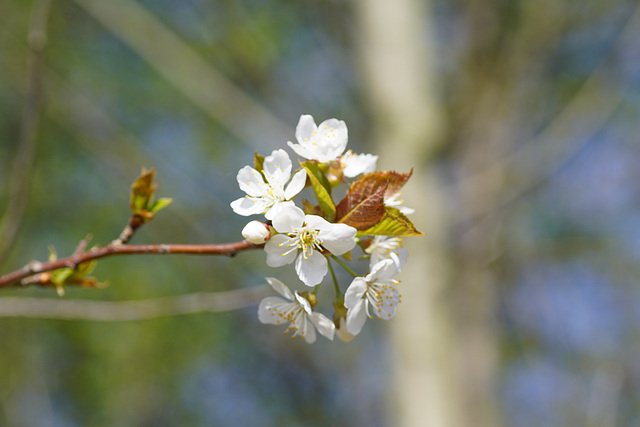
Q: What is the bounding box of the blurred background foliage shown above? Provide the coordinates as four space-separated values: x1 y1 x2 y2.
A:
1 0 639 426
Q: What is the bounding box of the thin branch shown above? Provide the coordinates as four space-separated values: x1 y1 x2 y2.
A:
0 286 270 321
112 214 146 245
0 240 262 289
0 0 52 266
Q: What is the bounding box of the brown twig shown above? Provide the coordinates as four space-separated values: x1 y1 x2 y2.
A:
0 240 263 288
112 214 146 245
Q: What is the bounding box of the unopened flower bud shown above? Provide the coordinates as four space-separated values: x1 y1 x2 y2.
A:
242 220 271 244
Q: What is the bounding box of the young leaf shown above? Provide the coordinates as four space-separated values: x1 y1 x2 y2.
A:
301 199 323 216
50 268 73 286
302 161 332 195
358 206 424 236
254 151 265 173
149 197 173 214
335 170 412 221
128 168 171 223
336 184 387 230
130 168 157 212
301 162 336 221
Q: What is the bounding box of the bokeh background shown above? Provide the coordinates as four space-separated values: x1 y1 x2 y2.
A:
1 0 639 426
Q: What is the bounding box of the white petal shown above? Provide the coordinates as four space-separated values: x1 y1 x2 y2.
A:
294 292 313 315
265 235 298 267
391 248 409 269
313 118 348 162
397 247 409 266
346 300 367 335
343 152 378 178
287 140 316 160
399 206 415 215
375 289 400 319
344 277 367 308
317 223 357 255
263 149 292 189
295 114 317 144
230 197 270 216
368 259 399 281
375 303 397 320
283 169 307 200
264 200 294 221
300 316 317 344
258 296 294 324
303 214 331 230
264 277 294 300
294 251 327 286
236 166 267 197
271 206 305 233
310 312 336 341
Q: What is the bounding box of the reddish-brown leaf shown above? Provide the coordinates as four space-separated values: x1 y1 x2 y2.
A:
301 199 323 216
335 169 413 221
336 184 387 230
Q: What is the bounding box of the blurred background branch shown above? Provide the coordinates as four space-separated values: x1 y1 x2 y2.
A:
74 0 291 146
455 2 640 234
0 0 638 425
0 0 51 266
0 286 269 321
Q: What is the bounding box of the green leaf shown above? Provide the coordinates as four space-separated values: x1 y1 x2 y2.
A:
301 162 336 221
149 197 173 214
70 260 97 278
358 207 424 236
302 161 332 194
50 268 73 286
254 151 265 173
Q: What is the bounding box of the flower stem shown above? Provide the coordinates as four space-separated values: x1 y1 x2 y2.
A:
312 284 320 296
327 257 341 297
330 255 358 278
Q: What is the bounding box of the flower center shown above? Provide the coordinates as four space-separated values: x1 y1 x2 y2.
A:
267 303 306 339
291 224 323 260
366 237 403 256
264 184 285 204
365 280 400 318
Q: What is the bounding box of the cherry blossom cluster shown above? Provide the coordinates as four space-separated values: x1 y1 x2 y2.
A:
230 115 422 343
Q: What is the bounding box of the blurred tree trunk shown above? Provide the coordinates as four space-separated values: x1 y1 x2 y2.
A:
354 1 500 426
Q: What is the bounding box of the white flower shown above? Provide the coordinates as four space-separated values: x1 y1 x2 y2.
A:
241 220 271 244
365 236 408 270
287 115 348 163
340 150 378 178
258 277 335 343
344 259 401 336
265 206 357 286
230 149 307 220
384 192 415 215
